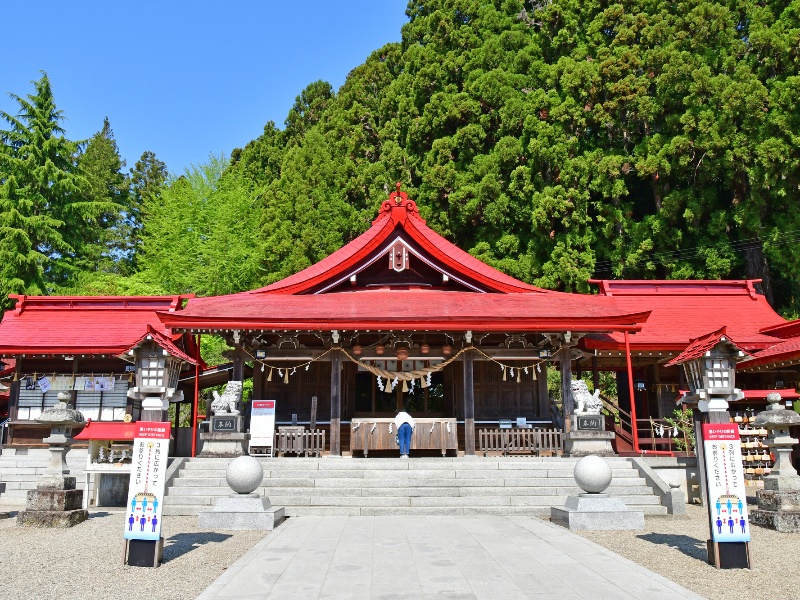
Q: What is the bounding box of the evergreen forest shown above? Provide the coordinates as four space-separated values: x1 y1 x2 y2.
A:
2 0 799 318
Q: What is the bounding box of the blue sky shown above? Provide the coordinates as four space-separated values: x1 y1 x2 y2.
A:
1 1 409 175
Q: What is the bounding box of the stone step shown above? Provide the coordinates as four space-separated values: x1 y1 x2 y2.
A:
170 468 642 480
176 458 637 470
163 503 667 518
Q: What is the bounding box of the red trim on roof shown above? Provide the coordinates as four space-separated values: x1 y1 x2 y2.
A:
74 420 138 440
251 187 540 295
739 336 800 371
759 319 800 339
0 295 191 357
584 280 784 352
664 327 748 367
124 326 198 365
163 289 649 332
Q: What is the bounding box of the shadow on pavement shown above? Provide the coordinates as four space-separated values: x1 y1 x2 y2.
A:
637 532 706 560
164 532 233 561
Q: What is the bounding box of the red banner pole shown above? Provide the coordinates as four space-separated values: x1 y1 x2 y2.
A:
191 334 201 458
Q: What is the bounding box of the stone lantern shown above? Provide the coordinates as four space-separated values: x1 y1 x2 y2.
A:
750 392 800 531
666 328 746 414
17 392 88 527
126 337 184 422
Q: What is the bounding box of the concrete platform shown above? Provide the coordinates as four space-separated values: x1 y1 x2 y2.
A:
197 515 703 600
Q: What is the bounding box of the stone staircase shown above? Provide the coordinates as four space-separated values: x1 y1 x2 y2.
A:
163 456 667 517
0 448 88 508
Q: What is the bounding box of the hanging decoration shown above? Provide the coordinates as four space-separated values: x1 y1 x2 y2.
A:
338 346 549 385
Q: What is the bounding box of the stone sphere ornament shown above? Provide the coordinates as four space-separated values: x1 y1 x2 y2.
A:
226 456 264 494
573 455 613 494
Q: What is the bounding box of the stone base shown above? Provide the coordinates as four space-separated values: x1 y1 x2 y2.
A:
198 493 285 531
26 489 84 512
551 494 645 530
38 475 76 490
564 431 616 457
17 508 88 527
751 489 800 532
198 432 249 458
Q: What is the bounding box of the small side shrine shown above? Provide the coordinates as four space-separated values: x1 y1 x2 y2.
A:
0 296 199 447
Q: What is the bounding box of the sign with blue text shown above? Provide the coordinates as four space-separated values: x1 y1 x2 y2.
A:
123 422 171 541
702 423 750 542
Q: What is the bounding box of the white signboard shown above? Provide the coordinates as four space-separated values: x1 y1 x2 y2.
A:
250 400 276 452
702 423 750 542
124 422 171 542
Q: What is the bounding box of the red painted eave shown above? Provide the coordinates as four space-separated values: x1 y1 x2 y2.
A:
739 336 800 371
162 290 649 333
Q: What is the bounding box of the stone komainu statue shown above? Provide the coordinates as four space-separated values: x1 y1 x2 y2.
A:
210 380 242 415
572 379 602 414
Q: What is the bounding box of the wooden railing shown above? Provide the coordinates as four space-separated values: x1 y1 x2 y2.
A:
599 394 690 455
478 428 564 457
274 429 326 457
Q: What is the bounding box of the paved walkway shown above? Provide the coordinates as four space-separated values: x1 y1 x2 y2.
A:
196 515 704 600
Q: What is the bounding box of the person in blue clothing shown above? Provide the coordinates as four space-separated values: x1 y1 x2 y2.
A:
395 410 415 458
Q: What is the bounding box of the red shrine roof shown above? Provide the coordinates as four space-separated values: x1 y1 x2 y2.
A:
664 327 748 367
251 185 541 295
739 335 800 372
164 186 648 333
0 295 195 358
162 289 650 332
583 280 785 352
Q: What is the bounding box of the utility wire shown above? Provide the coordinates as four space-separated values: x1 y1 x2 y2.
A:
592 229 800 274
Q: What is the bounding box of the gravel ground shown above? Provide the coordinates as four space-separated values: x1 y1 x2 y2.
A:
0 510 265 600
1 505 798 600
577 504 800 600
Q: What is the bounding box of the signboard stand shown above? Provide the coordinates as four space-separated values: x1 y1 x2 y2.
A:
699 422 751 569
122 421 171 568
249 400 277 457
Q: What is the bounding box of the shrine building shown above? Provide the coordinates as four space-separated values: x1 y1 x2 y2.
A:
0 186 796 457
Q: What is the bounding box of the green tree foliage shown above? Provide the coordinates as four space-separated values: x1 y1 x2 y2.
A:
78 117 131 273
137 153 263 295
128 150 168 267
215 0 800 312
0 73 118 308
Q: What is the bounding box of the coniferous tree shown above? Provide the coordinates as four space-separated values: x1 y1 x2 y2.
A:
128 150 167 270
78 117 130 273
0 73 96 307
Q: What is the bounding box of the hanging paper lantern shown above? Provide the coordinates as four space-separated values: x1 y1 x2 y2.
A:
396 347 409 361
376 344 385 355
352 344 362 356
421 343 430 354
442 344 452 356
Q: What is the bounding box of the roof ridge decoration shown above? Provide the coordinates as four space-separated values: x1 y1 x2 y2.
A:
589 279 762 299
251 183 541 295
8 294 193 315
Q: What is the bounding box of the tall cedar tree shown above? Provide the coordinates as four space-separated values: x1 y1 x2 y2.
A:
78 117 131 274
128 150 168 270
0 73 113 308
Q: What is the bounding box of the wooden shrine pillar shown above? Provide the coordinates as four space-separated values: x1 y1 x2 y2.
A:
559 345 574 430
231 348 245 382
463 351 475 455
330 351 342 456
